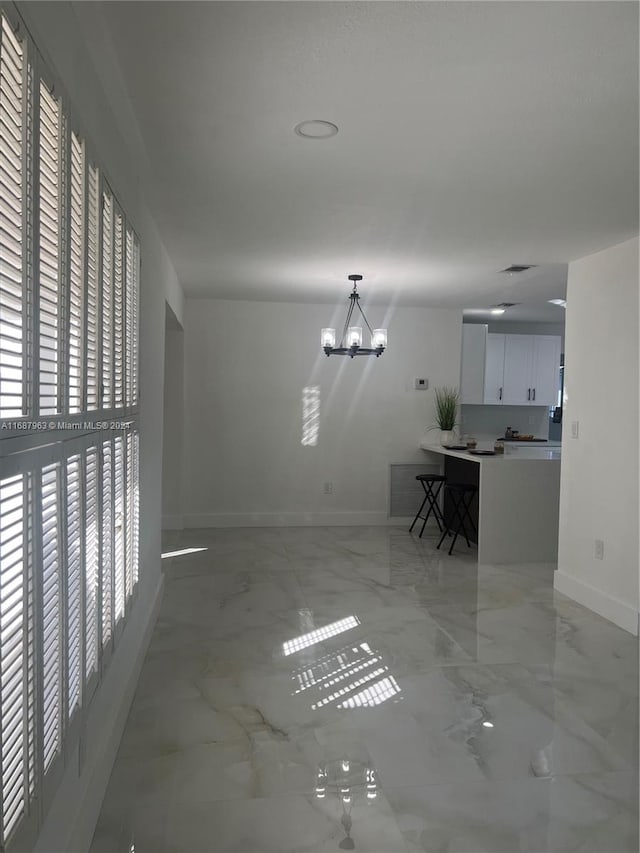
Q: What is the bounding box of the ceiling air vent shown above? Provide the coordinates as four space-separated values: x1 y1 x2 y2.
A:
500 264 535 273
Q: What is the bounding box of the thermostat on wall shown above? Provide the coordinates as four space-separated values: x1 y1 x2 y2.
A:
414 378 428 390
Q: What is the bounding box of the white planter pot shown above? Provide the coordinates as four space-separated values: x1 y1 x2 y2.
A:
440 430 456 446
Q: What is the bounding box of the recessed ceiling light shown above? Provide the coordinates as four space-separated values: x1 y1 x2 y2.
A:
294 120 339 139
482 721 494 728
548 299 567 308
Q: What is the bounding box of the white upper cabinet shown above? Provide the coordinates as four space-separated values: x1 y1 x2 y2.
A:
483 334 506 404
530 336 562 405
502 335 534 404
461 328 561 406
460 324 487 403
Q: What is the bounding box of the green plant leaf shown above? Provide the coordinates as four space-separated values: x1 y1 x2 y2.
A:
432 386 460 430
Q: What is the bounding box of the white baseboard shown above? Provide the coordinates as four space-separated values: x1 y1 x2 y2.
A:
554 570 639 636
162 513 184 530
35 573 165 853
182 511 417 528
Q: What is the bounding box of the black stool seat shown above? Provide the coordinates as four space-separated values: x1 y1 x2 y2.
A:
409 474 447 538
437 482 478 555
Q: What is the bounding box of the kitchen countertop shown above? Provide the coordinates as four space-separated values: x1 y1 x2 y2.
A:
498 439 562 447
419 441 561 462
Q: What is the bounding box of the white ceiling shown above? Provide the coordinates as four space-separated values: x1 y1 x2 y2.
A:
98 1 638 319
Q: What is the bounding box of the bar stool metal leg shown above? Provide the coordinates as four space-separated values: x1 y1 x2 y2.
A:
437 484 478 555
419 479 445 536
409 475 446 538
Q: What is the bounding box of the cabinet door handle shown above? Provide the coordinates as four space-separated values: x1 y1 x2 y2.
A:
499 387 502 400
532 388 536 401
527 388 531 401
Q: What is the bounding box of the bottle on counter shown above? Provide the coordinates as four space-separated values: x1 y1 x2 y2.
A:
505 426 513 439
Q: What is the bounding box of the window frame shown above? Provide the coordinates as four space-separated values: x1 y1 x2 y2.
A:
0 5 142 849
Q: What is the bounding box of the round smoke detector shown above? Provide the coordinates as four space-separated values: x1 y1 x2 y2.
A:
294 120 339 139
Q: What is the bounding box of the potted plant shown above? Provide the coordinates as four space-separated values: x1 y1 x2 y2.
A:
432 386 459 446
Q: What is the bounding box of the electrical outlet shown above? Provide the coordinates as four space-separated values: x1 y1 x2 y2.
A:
414 378 428 390
594 539 604 560
528 415 536 426
571 420 579 439
323 481 333 495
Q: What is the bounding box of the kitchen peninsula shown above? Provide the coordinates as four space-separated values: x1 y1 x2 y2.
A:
419 442 561 563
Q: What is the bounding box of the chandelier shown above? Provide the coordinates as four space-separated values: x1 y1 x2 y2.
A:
321 275 387 358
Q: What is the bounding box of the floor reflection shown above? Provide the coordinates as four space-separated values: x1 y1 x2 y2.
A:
315 758 380 850
90 526 638 853
283 615 360 656
289 636 402 710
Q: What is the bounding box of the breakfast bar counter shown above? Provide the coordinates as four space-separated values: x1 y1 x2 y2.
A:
419 441 561 563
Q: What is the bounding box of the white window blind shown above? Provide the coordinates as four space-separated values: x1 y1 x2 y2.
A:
0 473 33 845
132 431 139 587
40 463 61 773
113 436 125 622
124 228 133 407
85 164 99 411
101 191 113 409
113 209 124 409
84 447 99 680
132 238 139 405
38 83 61 416
68 133 84 414
1 13 142 845
125 433 134 599
101 440 113 649
0 16 25 419
65 455 82 719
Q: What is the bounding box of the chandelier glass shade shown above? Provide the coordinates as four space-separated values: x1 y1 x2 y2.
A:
321 275 387 358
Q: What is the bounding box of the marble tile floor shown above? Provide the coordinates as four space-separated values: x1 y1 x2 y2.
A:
91 526 639 853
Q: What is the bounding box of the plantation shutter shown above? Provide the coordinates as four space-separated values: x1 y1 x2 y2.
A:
113 209 124 408
65 456 82 718
132 432 139 587
85 164 99 410
100 440 113 649
40 463 61 772
84 448 99 680
0 16 26 419
101 191 113 409
68 133 84 413
132 238 139 404
124 229 133 407
125 433 133 600
0 473 35 845
1 13 142 844
38 83 62 416
113 436 125 622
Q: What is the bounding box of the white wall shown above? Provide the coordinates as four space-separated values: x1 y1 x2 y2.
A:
162 313 185 529
15 3 184 850
182 299 462 525
556 236 639 634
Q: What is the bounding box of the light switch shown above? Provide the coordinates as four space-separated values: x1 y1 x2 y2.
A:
414 378 428 390
571 420 579 439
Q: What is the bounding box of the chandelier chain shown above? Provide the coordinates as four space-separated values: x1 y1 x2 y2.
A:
340 297 357 348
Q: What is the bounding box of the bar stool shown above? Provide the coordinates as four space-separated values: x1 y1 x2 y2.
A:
409 474 447 538
437 483 478 555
